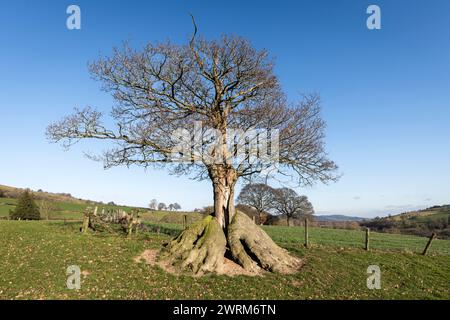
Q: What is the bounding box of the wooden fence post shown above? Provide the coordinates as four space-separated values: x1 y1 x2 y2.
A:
135 222 139 236
304 218 309 248
127 210 135 238
365 228 370 251
183 215 187 230
81 208 91 234
422 233 436 256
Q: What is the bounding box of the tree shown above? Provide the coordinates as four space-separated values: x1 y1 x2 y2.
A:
9 190 41 220
38 200 58 221
272 188 314 226
168 203 175 211
158 202 167 211
237 183 275 225
236 204 263 223
173 203 182 211
149 199 158 210
46 19 338 274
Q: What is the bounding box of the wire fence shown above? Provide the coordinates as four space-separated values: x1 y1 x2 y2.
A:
144 219 450 255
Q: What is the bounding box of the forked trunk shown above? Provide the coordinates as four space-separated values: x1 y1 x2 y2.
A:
209 165 237 230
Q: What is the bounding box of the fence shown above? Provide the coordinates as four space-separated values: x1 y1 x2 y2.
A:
144 216 448 255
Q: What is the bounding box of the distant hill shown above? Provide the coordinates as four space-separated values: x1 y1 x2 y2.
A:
0 184 97 205
387 205 450 222
315 214 366 222
361 205 450 239
0 183 178 220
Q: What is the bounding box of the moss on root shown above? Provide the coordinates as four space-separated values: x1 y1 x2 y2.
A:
161 215 226 275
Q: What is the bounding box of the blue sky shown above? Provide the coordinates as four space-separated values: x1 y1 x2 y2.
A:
0 0 449 217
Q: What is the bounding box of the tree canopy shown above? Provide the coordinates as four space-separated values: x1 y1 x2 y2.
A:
46 21 338 274
272 188 314 226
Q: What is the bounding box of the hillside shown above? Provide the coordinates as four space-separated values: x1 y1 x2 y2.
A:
0 183 200 223
0 184 143 220
361 205 450 239
315 214 366 222
0 184 99 205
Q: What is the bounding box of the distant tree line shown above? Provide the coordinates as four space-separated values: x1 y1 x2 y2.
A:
236 183 314 226
149 199 182 211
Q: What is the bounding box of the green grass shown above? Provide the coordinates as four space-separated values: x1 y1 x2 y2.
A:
0 198 16 217
0 220 448 300
0 197 86 220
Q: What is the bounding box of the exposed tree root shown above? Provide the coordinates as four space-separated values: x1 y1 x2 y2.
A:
161 215 226 275
228 212 303 274
161 212 302 276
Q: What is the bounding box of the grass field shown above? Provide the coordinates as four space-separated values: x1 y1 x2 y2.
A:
0 220 449 300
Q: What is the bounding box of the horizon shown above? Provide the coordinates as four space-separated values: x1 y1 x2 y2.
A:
2 182 448 219
1 0 449 218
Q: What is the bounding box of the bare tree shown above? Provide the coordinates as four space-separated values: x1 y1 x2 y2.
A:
47 19 337 274
38 200 58 221
272 188 314 226
157 202 167 211
237 183 275 225
149 199 158 210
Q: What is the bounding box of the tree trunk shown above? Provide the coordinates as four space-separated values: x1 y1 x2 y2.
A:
210 165 237 230
286 216 290 227
161 165 302 275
